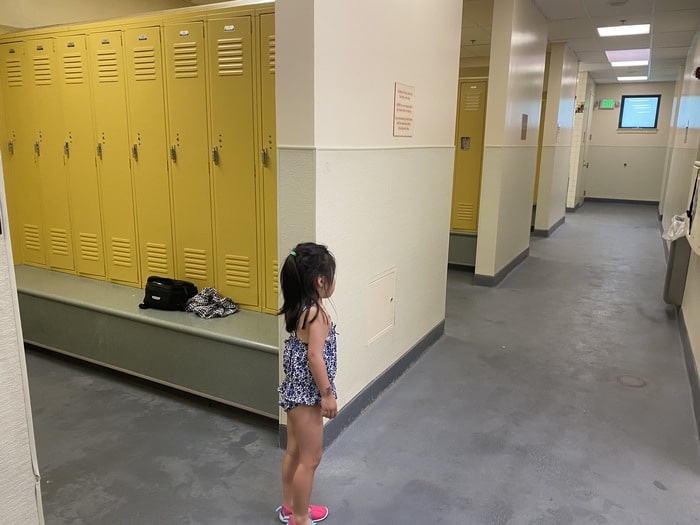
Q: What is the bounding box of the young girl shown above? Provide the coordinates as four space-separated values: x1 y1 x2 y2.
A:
277 242 338 525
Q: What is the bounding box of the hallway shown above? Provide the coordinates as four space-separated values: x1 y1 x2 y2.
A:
26 202 700 524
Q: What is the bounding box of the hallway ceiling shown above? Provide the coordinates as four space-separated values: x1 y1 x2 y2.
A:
461 0 700 83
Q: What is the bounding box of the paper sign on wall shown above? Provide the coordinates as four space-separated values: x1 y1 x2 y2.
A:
393 83 415 137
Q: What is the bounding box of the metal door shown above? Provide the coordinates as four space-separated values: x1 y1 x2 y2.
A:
164 21 213 288
207 16 258 308
125 27 175 279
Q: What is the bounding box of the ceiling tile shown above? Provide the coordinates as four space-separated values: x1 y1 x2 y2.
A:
548 19 598 40
654 0 700 12
653 10 700 32
532 0 587 20
652 31 696 48
652 46 691 59
584 0 653 19
565 38 605 52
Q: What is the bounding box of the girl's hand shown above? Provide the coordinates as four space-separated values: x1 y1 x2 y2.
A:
321 395 337 419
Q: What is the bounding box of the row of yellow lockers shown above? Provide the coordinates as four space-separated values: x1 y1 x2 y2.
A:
0 3 278 312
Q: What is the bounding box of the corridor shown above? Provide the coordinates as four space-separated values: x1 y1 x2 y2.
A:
26 202 700 524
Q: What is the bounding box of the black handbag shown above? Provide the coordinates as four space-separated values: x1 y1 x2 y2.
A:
138 276 198 311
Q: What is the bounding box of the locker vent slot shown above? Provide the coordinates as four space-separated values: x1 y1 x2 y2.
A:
133 47 157 81
63 54 84 84
184 248 207 280
464 94 481 111
217 38 243 76
80 233 100 261
33 56 52 86
111 237 133 267
146 243 169 274
96 50 119 83
24 224 41 251
6 59 23 87
173 42 198 79
267 35 275 74
225 254 250 287
271 260 279 294
456 203 474 222
49 229 69 256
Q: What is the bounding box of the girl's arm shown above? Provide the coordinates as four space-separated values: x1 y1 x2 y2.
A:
306 306 337 418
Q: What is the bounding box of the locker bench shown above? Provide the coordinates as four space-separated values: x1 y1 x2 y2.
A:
15 265 279 418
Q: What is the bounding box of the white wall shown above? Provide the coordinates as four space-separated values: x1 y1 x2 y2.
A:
585 81 676 202
672 28 700 373
277 0 462 414
535 43 578 232
476 0 548 276
0 165 43 525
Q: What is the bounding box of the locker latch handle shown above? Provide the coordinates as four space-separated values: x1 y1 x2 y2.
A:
7 140 14 155
34 141 41 156
212 147 220 166
261 148 269 167
460 137 471 151
132 144 138 162
96 143 103 160
64 142 70 157
170 145 177 163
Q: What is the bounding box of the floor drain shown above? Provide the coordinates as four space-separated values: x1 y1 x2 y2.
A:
617 375 647 388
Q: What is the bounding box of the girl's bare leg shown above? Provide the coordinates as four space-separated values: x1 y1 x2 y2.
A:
288 405 323 525
281 409 299 510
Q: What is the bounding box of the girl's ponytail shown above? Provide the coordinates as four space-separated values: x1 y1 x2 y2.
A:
278 242 336 333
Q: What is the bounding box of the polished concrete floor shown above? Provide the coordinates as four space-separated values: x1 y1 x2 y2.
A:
26 202 700 525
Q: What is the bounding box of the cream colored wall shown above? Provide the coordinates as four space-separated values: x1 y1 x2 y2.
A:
535 43 578 231
0 165 43 525
659 67 684 218
476 0 547 276
276 0 462 415
676 28 700 371
567 72 590 208
585 82 676 201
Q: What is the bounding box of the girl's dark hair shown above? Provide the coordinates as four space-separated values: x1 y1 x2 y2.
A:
279 242 336 333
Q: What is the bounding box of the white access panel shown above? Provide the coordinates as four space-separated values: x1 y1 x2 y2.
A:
367 268 396 344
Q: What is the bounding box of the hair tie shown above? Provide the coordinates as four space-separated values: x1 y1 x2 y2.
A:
289 250 297 257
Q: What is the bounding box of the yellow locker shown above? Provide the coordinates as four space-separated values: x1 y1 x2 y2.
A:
0 41 46 266
56 35 106 278
88 31 140 285
534 95 546 204
0 49 22 261
164 21 213 288
207 16 259 308
451 80 487 232
27 38 75 271
259 13 277 312
124 27 175 279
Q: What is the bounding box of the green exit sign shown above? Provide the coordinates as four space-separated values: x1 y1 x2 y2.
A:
599 98 615 109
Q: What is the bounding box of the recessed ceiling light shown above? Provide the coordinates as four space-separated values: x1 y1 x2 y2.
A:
610 60 649 67
617 76 648 81
605 48 650 63
598 24 650 37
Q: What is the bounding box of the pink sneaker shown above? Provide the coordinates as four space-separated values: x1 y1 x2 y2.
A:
277 503 329 523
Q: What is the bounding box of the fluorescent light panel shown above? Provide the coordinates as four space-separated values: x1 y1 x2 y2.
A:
610 60 649 67
605 48 650 62
617 76 648 81
597 24 650 37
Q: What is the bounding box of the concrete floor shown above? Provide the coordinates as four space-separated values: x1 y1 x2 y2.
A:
26 202 700 525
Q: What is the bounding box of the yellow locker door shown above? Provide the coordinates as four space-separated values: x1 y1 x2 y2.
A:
451 80 487 232
164 22 213 288
534 95 547 204
56 35 106 278
0 41 46 266
259 13 277 312
28 38 75 271
124 27 175 279
0 48 23 261
207 16 258 308
88 31 140 285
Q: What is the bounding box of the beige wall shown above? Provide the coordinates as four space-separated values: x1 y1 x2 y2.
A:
674 28 700 375
535 43 578 231
585 81 676 201
476 0 548 277
0 165 43 525
276 0 462 416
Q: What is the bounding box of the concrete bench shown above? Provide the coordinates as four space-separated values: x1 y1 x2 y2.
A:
15 265 280 418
